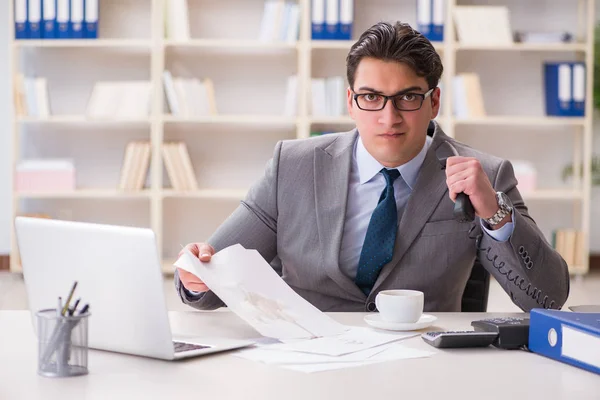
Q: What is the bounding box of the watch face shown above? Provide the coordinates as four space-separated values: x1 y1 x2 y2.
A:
498 192 512 207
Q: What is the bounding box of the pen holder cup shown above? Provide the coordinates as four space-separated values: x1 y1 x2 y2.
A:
36 308 90 378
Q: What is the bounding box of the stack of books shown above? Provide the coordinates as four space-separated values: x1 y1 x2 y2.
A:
163 71 217 118
118 141 151 191
311 0 353 40
86 81 152 119
544 62 586 117
311 76 346 117
259 1 301 43
162 142 198 191
14 0 99 40
14 73 51 118
552 229 586 270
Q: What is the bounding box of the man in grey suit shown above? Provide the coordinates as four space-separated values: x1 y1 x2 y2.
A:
175 22 569 313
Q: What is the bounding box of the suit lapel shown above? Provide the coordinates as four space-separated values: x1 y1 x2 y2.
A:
314 130 366 301
371 124 451 293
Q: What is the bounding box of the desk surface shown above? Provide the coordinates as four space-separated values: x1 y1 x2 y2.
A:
1 310 598 400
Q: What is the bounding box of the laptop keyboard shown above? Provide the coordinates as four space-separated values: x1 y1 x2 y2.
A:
173 341 212 353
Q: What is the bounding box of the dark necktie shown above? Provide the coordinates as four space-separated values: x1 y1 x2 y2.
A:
354 168 401 296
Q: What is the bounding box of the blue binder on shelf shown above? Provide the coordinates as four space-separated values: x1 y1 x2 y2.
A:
311 0 325 40
417 0 444 42
14 0 29 39
84 0 98 39
544 62 586 117
56 0 70 39
324 0 339 40
70 0 84 38
42 0 57 39
338 0 353 41
28 0 42 39
528 309 600 375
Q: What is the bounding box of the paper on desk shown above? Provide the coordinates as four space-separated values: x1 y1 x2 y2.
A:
264 326 418 356
174 244 346 340
283 345 435 373
235 341 435 373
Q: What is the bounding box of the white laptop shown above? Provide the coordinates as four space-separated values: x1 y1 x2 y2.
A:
15 216 253 360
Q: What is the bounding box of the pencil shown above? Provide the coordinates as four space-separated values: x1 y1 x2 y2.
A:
61 281 78 316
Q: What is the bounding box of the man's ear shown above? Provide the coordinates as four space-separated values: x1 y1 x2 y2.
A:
430 86 441 119
347 87 355 119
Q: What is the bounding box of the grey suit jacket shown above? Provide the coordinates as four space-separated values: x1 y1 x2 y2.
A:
175 122 570 312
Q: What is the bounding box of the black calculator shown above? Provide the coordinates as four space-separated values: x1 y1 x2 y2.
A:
421 331 499 348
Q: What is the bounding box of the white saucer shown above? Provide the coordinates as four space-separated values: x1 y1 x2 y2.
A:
364 314 438 332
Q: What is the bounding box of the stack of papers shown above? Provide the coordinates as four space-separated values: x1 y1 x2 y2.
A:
174 245 436 372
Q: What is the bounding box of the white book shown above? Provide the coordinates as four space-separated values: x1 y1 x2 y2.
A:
173 78 190 118
35 77 51 118
163 70 180 116
452 75 468 118
283 75 298 116
327 76 345 117
177 142 198 191
311 78 328 117
454 6 513 45
134 142 151 191
181 79 200 117
115 82 148 119
166 0 190 41
86 82 120 118
259 1 278 42
24 78 38 117
203 78 218 115
270 1 286 42
285 3 300 43
192 79 211 116
118 142 136 190
278 3 291 42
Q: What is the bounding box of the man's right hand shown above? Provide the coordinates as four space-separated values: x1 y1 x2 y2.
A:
177 242 215 293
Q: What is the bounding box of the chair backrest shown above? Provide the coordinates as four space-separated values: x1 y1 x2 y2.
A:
461 257 490 312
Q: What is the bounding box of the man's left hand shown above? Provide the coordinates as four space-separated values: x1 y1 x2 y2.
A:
445 156 504 223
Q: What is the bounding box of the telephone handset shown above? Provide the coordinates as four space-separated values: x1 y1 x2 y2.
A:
434 138 558 310
434 140 475 222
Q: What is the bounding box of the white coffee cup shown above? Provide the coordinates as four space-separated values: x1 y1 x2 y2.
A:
375 290 424 323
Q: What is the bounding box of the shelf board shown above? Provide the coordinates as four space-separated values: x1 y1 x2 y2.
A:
309 116 355 125
455 42 587 52
310 40 444 52
162 189 247 200
453 116 585 127
163 115 298 125
16 189 152 199
164 39 298 51
13 39 153 48
521 189 583 200
17 115 152 124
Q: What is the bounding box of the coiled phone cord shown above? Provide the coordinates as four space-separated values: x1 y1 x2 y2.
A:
468 224 557 310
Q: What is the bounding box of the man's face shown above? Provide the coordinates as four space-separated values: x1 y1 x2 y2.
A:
347 57 441 168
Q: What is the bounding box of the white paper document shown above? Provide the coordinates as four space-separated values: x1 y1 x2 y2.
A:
174 244 347 340
235 342 435 373
267 327 418 356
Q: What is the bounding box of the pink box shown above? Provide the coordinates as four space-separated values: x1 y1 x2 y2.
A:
15 160 76 192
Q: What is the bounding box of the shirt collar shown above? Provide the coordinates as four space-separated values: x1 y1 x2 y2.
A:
355 133 432 190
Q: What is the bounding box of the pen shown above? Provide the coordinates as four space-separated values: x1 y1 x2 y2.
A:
78 304 89 316
69 298 81 316
61 281 78 316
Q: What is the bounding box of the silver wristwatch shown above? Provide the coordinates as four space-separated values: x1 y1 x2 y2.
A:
485 192 513 226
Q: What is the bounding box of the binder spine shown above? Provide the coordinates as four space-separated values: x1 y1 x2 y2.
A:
28 0 43 39
70 0 84 38
15 0 29 39
42 0 57 39
311 0 325 40
56 0 70 39
339 0 353 41
84 0 99 39
324 0 339 40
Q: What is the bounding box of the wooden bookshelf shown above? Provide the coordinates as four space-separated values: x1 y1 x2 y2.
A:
7 0 595 276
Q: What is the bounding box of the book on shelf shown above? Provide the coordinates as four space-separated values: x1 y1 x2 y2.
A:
86 81 152 119
312 0 354 40
417 0 445 42
259 1 300 43
544 62 586 117
283 75 298 116
118 141 151 191
165 0 190 41
162 142 198 191
311 76 346 117
163 71 218 117
14 0 99 40
513 31 573 44
15 159 75 192
453 6 513 46
452 73 486 118
14 73 52 118
552 229 585 271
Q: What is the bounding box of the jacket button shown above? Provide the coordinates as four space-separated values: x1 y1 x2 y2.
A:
367 302 376 312
518 246 525 254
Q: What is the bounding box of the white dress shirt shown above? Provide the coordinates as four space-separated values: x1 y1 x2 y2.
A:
338 135 515 280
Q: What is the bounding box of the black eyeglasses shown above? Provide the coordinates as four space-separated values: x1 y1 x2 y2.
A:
352 88 435 111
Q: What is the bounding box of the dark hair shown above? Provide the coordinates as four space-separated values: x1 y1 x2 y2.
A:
346 21 443 91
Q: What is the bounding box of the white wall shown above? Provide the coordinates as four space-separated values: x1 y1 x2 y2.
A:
0 1 599 254
0 1 11 253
